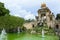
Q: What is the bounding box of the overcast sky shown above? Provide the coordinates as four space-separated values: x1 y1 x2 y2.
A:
0 0 60 20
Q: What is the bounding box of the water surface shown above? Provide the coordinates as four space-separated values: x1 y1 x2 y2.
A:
7 33 58 40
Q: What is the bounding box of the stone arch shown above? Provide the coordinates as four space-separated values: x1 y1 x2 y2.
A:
32 24 34 28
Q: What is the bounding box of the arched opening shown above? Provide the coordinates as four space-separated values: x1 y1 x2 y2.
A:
32 24 34 28
56 24 59 29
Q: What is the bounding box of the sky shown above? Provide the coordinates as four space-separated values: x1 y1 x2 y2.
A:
0 0 60 20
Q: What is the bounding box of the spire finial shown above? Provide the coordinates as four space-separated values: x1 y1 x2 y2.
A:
41 2 46 8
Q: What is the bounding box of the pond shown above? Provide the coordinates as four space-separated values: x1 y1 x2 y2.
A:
6 33 58 40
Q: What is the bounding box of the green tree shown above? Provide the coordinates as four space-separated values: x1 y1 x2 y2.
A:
0 2 10 16
56 14 60 20
0 16 25 29
0 2 25 33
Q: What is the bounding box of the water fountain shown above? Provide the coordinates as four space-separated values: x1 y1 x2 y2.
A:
41 29 45 40
41 16 46 38
0 28 7 40
42 29 45 37
18 27 20 34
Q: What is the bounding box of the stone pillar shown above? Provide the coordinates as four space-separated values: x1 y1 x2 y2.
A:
46 12 51 28
38 13 41 21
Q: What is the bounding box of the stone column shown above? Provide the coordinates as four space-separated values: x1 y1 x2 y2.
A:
46 12 50 28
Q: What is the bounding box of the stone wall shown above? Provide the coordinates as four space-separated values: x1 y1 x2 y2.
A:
23 22 33 29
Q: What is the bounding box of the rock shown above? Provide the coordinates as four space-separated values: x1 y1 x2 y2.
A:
31 30 36 34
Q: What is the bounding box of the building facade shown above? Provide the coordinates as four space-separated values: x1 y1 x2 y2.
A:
35 3 56 28
23 3 56 29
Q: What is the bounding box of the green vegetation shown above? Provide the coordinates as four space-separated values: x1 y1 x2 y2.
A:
33 25 55 35
0 2 10 16
0 2 25 33
25 19 35 23
0 15 25 29
56 14 60 20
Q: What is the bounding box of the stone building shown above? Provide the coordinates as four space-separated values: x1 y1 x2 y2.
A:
23 3 56 29
35 3 55 28
23 22 34 29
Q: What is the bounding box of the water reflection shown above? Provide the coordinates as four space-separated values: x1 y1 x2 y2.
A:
42 38 44 40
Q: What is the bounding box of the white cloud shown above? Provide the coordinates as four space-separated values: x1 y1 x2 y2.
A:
24 12 35 20
0 0 36 20
11 8 35 20
0 0 60 20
